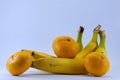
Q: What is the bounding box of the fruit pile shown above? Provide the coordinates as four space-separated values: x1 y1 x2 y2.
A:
6 25 110 77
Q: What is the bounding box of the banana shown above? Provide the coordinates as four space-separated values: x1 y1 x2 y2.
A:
95 30 107 56
22 26 84 60
31 25 101 74
21 49 55 60
76 26 84 52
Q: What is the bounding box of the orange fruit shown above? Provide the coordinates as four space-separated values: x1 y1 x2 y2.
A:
84 52 110 76
6 51 32 76
52 36 79 58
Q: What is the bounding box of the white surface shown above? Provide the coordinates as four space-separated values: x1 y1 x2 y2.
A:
0 66 120 80
0 0 120 79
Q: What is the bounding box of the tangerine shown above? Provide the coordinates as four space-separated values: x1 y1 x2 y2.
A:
6 51 32 76
52 36 79 58
84 52 110 76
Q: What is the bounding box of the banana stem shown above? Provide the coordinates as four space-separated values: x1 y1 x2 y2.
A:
92 25 101 42
99 30 106 49
76 26 84 42
76 26 84 52
95 30 107 56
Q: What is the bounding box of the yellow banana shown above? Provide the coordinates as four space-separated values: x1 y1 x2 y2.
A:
76 26 84 52
21 49 55 60
95 30 107 56
31 25 101 74
22 26 84 60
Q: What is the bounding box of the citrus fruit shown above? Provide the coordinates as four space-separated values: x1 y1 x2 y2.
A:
52 36 79 58
84 52 110 76
6 51 32 76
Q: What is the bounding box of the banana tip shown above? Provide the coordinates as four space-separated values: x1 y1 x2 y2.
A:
94 25 101 32
78 26 84 33
100 30 106 37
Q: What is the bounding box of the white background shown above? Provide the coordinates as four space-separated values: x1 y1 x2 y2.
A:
0 0 120 80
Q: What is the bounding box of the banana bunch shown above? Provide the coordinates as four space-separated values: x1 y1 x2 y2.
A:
21 25 102 74
6 25 110 76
